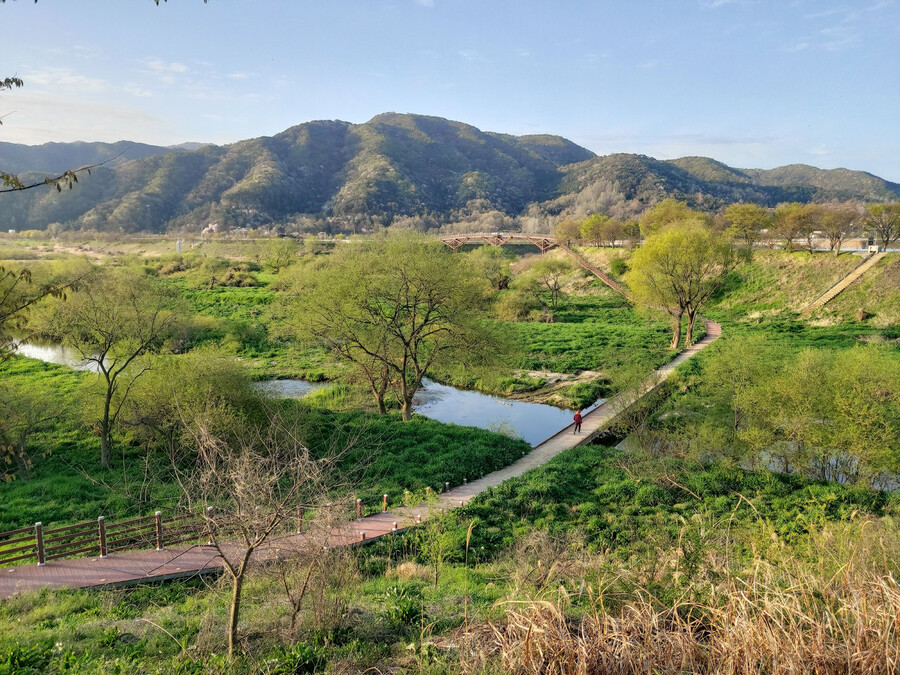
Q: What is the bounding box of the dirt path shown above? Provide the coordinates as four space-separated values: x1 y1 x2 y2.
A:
0 321 721 599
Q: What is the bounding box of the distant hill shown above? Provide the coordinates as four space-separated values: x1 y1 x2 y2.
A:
1 114 897 234
0 140 187 175
556 155 900 212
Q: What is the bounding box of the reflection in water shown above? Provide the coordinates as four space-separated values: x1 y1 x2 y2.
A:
13 341 605 448
413 378 604 447
253 379 329 399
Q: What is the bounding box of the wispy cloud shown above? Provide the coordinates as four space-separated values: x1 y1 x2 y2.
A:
784 40 810 52
414 0 435 6
458 50 483 62
123 83 153 98
0 91 167 144
143 59 189 74
23 68 108 93
581 52 607 70
700 0 747 8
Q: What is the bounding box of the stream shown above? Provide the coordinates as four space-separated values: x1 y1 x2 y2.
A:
11 340 602 446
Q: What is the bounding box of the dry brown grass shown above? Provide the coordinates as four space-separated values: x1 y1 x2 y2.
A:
458 521 900 674
461 571 900 674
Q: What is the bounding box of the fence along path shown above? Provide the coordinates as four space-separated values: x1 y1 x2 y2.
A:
0 321 721 599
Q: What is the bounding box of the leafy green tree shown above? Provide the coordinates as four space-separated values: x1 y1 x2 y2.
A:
580 213 610 246
123 349 256 456
774 202 819 252
864 203 900 250
0 261 86 360
262 238 300 273
639 199 706 237
555 219 583 246
42 269 179 467
723 203 771 256
519 257 571 310
820 203 860 256
287 235 496 420
0 380 69 480
829 346 900 483
626 220 733 348
467 244 511 290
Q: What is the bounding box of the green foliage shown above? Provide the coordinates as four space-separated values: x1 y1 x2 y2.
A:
298 409 530 505
379 583 425 625
451 444 896 560
639 198 707 236
626 219 733 346
503 290 674 373
661 337 900 486
0 643 53 674
609 256 628 276
267 643 326 674
285 235 498 419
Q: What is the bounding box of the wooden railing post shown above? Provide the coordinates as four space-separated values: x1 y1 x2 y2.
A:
382 494 388 512
98 516 108 558
35 522 45 566
296 506 304 534
155 511 163 551
356 499 362 520
206 506 215 546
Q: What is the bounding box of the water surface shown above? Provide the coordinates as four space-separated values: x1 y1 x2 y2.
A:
10 340 99 372
253 379 329 399
413 378 604 446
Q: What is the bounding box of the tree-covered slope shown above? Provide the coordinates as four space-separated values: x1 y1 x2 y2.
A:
0 139 188 174
2 114 898 233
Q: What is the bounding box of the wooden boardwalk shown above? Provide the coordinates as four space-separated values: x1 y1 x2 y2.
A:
0 321 720 599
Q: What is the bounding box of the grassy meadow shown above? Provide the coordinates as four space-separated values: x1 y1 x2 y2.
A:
1 235 898 673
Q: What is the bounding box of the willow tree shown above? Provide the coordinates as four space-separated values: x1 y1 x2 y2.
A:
626 220 733 349
723 202 771 256
639 199 708 238
43 269 178 467
287 235 496 420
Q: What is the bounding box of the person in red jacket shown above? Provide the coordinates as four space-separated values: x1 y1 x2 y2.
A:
573 410 582 434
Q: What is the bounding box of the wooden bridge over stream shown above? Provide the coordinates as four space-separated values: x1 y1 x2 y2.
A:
0 321 720 599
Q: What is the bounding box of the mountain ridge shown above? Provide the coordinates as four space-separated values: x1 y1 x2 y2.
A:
2 113 897 234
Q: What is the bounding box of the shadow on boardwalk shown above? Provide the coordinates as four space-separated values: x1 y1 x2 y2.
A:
0 321 721 599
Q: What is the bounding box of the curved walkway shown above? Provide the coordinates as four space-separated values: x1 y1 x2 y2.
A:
0 321 721 599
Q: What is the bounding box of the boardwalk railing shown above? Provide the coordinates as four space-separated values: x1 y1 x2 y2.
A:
0 493 420 568
0 511 210 567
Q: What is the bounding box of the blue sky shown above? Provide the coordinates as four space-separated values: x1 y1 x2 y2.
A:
3 0 899 180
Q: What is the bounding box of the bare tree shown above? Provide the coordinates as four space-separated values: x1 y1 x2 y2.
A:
865 203 900 250
175 408 353 659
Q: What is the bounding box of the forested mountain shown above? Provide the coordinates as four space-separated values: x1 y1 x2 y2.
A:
0 140 190 174
2 113 898 234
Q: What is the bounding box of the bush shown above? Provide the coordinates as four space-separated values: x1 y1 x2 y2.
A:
380 583 426 626
610 256 628 276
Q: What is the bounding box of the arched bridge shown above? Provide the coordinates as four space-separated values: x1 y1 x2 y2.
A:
439 232 559 253
439 232 634 302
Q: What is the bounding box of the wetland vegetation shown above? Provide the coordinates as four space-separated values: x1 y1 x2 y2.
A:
1 209 898 672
